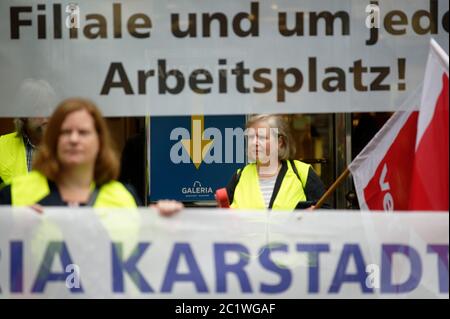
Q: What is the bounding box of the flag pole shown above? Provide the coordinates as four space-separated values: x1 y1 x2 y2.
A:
314 167 350 209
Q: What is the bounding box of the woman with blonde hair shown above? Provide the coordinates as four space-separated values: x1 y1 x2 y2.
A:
0 98 182 214
225 114 327 210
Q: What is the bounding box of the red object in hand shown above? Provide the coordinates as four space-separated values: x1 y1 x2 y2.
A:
215 188 230 208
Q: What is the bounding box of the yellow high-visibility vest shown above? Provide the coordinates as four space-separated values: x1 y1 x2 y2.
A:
0 132 27 184
231 160 310 211
10 171 137 208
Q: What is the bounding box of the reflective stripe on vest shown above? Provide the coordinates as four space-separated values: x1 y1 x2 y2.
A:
231 160 310 211
11 171 137 208
0 133 27 184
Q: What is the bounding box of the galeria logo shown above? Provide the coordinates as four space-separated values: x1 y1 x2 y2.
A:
181 181 213 197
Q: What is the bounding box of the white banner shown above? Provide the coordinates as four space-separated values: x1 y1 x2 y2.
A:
0 0 448 117
0 207 448 299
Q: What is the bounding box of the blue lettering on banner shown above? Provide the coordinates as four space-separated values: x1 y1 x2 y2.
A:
214 243 252 293
112 242 153 293
427 244 449 293
259 244 292 294
381 244 422 293
10 241 23 293
296 243 330 293
329 244 372 293
31 241 83 293
161 243 208 293
1 240 447 296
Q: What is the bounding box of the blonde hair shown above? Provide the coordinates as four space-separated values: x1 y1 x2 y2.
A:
246 114 295 160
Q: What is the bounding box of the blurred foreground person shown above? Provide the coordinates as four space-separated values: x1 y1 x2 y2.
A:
0 98 182 215
0 118 48 185
0 79 56 184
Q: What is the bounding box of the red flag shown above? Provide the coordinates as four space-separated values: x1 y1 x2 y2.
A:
409 40 449 211
349 107 419 211
349 39 449 212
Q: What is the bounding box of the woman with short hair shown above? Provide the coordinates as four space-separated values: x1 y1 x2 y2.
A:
226 114 327 210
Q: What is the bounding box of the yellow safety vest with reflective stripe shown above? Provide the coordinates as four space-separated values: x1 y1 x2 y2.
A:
10 171 137 208
0 132 27 184
231 160 311 211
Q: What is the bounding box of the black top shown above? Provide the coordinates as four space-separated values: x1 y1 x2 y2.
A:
226 160 330 209
119 131 146 205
